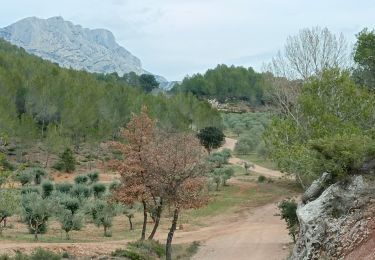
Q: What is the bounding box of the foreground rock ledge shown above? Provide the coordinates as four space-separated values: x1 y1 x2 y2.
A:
292 175 375 260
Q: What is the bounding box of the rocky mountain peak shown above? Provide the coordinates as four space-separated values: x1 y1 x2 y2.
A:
0 16 167 82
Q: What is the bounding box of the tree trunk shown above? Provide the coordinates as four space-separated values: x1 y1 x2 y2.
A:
128 216 133 231
141 200 147 240
45 151 50 168
150 213 156 223
216 182 219 191
66 231 70 240
148 200 163 240
104 226 107 237
34 227 38 241
166 208 179 260
0 217 4 235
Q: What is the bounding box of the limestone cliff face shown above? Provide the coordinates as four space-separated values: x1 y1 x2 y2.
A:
0 16 167 84
292 175 375 260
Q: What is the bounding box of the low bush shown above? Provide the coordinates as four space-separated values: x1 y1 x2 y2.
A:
111 249 144 260
87 171 99 183
55 183 73 194
92 183 106 198
278 199 299 243
109 180 121 191
129 240 165 257
257 175 266 183
41 181 54 198
112 240 165 260
70 184 91 198
0 248 61 260
186 241 200 255
74 175 88 184
54 148 76 173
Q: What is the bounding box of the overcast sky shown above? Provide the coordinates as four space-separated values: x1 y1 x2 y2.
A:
1 0 374 80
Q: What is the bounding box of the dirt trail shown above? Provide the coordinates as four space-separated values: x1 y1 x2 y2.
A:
187 138 290 260
191 203 290 260
221 137 283 178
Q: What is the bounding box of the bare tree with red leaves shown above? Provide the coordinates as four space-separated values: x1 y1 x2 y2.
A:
109 106 157 240
149 133 209 260
110 108 210 257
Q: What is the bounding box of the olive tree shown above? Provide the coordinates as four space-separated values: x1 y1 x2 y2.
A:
0 189 20 235
87 199 118 237
21 192 52 240
53 194 84 240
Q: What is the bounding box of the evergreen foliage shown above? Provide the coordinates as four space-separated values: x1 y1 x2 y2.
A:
0 39 222 156
197 127 225 154
172 64 267 105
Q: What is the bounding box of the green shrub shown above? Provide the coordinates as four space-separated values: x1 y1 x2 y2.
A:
74 175 88 184
111 249 144 260
21 186 40 195
92 183 106 198
58 195 81 214
17 171 33 186
21 193 50 236
186 241 200 255
52 161 64 171
207 149 231 167
0 154 15 171
0 248 61 260
55 183 73 194
278 199 299 243
31 168 47 185
257 175 266 183
87 171 99 183
70 184 91 198
3 248 62 260
111 240 165 260
61 251 70 259
129 240 165 257
41 181 54 198
54 148 76 173
29 248 61 260
87 199 116 237
109 180 121 191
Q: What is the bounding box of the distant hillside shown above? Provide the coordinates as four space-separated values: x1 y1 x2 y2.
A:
0 16 168 85
172 64 268 106
0 39 222 153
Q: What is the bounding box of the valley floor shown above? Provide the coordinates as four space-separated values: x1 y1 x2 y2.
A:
0 138 298 260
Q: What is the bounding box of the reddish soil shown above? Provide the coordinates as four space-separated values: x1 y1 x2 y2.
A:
345 218 375 260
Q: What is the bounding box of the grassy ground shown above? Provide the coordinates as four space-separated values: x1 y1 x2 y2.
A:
0 165 299 244
181 165 300 226
236 153 278 170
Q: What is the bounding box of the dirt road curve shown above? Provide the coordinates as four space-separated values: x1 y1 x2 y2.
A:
221 138 283 178
191 138 289 260
191 203 290 260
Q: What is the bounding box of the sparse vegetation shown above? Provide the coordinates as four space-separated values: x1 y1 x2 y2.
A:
0 15 373 260
278 199 299 242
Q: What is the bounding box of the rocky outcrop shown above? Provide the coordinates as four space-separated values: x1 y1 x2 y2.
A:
301 172 332 204
0 16 168 85
292 175 375 260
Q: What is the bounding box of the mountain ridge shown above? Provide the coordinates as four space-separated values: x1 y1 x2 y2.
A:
0 16 169 85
